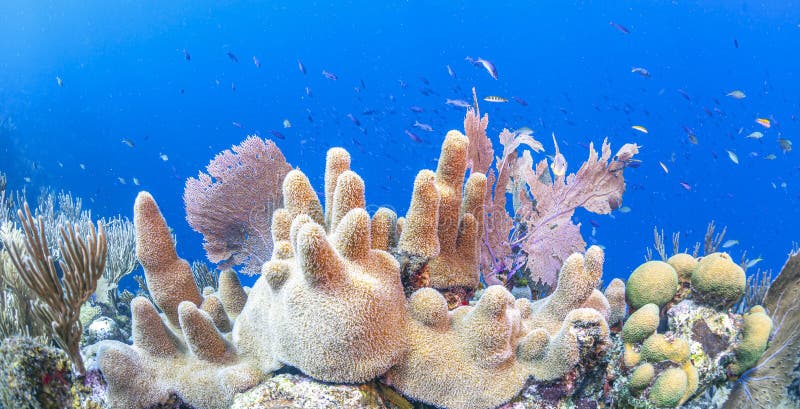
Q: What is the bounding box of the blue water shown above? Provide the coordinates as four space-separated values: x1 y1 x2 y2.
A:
1 1 798 286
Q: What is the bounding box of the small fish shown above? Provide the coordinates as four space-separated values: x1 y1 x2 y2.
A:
721 239 739 249
745 258 763 268
133 177 140 186
159 153 169 161
232 121 243 128
445 98 471 108
346 113 360 126
253 56 261 68
283 119 292 129
56 76 63 87
322 70 338 80
183 48 191 61
79 163 86 170
471 57 498 80
764 154 777 160
726 90 746 99
446 64 456 78
609 21 630 34
679 181 692 191
745 131 764 139
778 138 792 153
727 150 739 164
734 39 739 49
658 161 669 173
409 106 425 113
305 86 313 97
413 120 433 132
688 134 698 145
297 59 306 74
515 126 534 136
23 177 31 183
631 67 651 77
226 52 239 62
619 206 632 213
117 177 127 185
231 82 236 92
360 79 366 89
677 89 692 101
631 125 649 134
755 118 771 128
121 138 135 148
512 96 528 106
405 129 423 143
483 95 508 103
550 133 567 177
269 130 286 140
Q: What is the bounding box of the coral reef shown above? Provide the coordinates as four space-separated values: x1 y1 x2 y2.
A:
65 114 795 409
609 253 773 408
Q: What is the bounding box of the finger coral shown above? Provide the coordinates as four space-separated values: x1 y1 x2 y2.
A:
233 150 409 383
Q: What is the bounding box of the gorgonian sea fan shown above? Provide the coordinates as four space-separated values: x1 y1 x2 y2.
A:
184 136 292 275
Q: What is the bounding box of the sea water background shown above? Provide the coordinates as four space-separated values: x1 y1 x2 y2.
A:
0 1 798 288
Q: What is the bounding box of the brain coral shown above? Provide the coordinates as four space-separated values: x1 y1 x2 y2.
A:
691 252 746 307
626 260 678 309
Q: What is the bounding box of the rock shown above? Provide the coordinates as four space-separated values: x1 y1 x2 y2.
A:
232 373 394 409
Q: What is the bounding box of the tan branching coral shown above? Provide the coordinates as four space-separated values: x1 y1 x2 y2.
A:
97 194 260 409
134 192 203 327
387 247 611 409
97 297 262 409
396 131 487 296
233 151 409 383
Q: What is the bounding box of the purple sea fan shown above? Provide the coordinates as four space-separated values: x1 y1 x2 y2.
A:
184 136 292 275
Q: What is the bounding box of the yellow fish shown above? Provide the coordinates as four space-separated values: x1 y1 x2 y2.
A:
631 125 649 134
483 95 508 103
755 118 771 128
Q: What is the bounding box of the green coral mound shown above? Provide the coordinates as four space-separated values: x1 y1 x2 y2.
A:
690 252 746 306
0 336 75 409
649 367 688 408
622 303 660 344
626 261 678 309
667 253 697 283
641 334 689 364
729 305 773 375
628 363 655 392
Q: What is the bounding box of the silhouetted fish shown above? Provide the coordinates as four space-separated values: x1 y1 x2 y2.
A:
609 21 630 34
226 52 239 62
405 129 423 143
322 70 338 80
269 130 285 140
183 49 191 61
297 59 306 74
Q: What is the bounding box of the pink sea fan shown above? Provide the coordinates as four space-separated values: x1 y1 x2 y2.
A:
184 136 292 275
512 138 629 286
